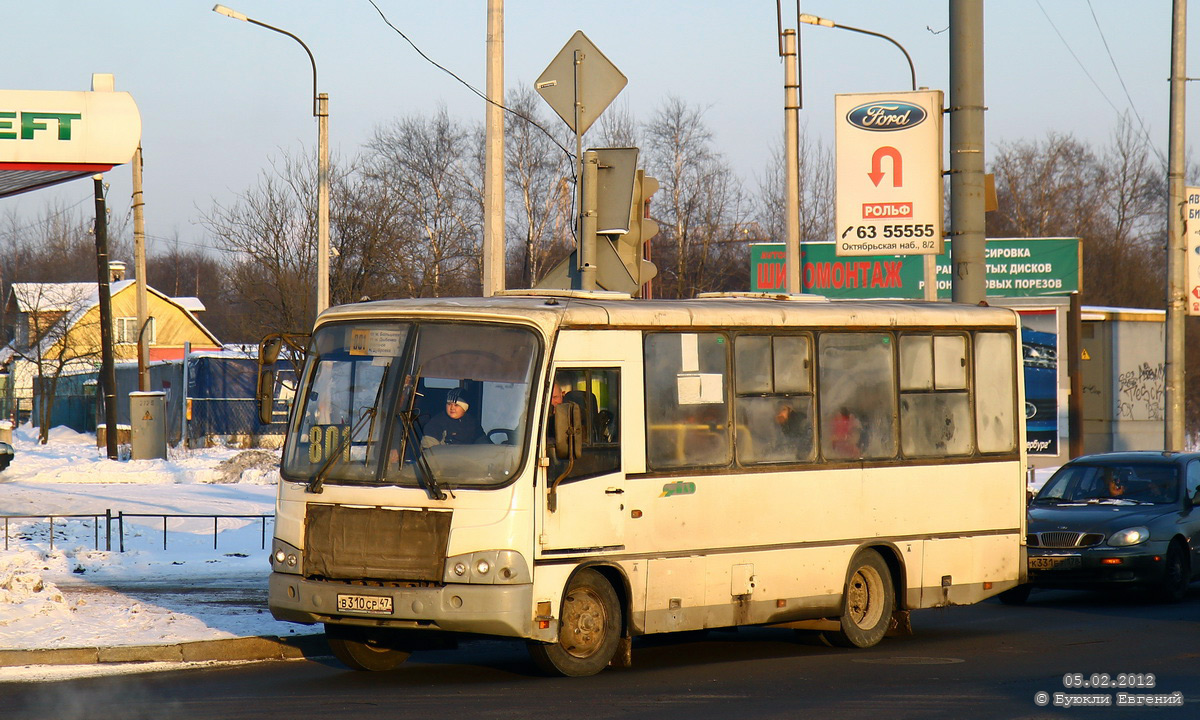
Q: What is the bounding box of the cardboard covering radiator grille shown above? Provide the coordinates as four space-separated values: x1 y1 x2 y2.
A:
303 504 452 581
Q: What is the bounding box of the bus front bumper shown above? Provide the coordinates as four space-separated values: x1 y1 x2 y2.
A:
269 572 534 638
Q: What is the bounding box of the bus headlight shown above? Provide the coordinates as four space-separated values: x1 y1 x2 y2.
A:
270 539 302 574
442 550 529 584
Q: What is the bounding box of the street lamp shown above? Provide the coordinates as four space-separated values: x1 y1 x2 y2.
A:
212 4 330 314
800 14 937 301
799 13 917 91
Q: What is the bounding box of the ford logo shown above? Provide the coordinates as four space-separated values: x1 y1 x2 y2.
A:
846 101 927 132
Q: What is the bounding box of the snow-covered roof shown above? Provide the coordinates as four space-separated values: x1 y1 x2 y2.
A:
9 281 135 313
4 280 222 359
172 296 206 313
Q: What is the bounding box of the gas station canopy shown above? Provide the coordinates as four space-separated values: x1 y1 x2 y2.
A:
0 74 141 197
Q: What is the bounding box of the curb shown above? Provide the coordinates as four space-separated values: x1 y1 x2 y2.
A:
0 633 327 669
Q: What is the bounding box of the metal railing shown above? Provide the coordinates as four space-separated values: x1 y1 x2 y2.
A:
1 510 274 553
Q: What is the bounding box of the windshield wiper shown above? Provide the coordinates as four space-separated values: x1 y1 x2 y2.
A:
1031 497 1065 506
307 362 392 494
395 365 448 501
308 404 375 494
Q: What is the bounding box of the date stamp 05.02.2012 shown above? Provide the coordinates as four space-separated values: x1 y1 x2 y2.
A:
1034 673 1184 708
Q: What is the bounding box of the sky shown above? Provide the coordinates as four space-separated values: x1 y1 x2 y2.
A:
1 1 1197 260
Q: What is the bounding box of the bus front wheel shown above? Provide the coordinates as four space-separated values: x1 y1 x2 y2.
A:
325 624 412 672
527 569 621 677
827 549 894 649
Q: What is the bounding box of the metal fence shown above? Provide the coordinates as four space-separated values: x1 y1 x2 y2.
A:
1 510 274 552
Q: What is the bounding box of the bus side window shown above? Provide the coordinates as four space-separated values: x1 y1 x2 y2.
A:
733 334 815 465
644 333 731 469
898 333 974 457
549 368 620 482
974 332 1017 453
818 333 898 461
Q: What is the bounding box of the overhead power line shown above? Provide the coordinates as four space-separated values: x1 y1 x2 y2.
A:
364 0 575 166
1035 0 1163 166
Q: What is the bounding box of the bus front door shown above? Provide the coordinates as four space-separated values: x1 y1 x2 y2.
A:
539 364 625 554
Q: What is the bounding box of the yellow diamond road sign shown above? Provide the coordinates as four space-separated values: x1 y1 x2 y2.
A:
535 31 626 136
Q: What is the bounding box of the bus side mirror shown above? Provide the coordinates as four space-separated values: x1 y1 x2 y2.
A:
257 334 284 425
261 337 284 366
257 368 276 425
554 402 584 460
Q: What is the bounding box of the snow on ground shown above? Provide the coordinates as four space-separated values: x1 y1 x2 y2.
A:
1 424 1058 681
0 425 319 666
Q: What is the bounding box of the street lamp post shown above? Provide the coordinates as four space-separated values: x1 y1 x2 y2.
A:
213 4 330 314
798 13 938 302
799 14 916 92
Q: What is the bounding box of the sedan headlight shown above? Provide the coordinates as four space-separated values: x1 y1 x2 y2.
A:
1107 526 1151 547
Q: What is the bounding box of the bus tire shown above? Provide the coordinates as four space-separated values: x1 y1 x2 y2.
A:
325 624 412 672
527 569 621 677
828 549 894 649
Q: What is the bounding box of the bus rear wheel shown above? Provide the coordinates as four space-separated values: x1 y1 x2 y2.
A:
827 549 895 649
325 624 412 672
527 569 621 677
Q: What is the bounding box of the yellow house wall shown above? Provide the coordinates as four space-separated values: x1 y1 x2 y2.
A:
44 285 220 362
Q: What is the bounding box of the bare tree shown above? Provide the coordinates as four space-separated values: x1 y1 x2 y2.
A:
986 122 1164 308
755 126 836 245
643 97 750 296
503 85 574 288
6 283 103 443
364 107 482 297
201 150 320 339
595 100 641 149
144 234 233 340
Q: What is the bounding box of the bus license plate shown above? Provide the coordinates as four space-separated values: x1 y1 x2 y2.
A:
337 593 394 615
1030 556 1080 571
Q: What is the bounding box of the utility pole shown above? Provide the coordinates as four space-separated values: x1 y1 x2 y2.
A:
93 176 119 460
132 146 150 392
579 150 599 291
1165 0 1187 450
482 0 505 296
317 92 330 313
949 0 986 304
781 28 802 295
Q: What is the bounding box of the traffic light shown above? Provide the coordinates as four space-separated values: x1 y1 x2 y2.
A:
534 149 658 296
607 169 658 295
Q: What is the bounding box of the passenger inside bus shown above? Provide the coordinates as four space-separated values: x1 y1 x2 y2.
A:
830 406 864 457
773 402 812 459
421 387 485 447
546 373 580 440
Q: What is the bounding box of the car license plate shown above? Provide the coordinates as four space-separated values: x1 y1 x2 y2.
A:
1030 556 1081 571
336 593 394 615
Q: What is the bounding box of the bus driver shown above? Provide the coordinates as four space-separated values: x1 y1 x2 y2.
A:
422 388 484 446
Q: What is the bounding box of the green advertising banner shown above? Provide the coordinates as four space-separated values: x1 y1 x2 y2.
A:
750 238 1080 299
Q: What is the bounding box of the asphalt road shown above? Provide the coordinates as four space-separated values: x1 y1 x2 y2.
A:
4 587 1199 720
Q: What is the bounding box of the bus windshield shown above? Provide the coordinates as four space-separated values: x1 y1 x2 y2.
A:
281 320 540 490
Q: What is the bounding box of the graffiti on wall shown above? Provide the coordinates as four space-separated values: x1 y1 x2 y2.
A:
1116 362 1165 421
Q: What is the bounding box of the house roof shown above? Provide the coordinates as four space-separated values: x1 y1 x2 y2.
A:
10 281 134 313
6 280 222 351
171 296 206 313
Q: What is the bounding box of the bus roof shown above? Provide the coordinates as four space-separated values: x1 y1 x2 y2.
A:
316 293 1019 335
318 294 1018 331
